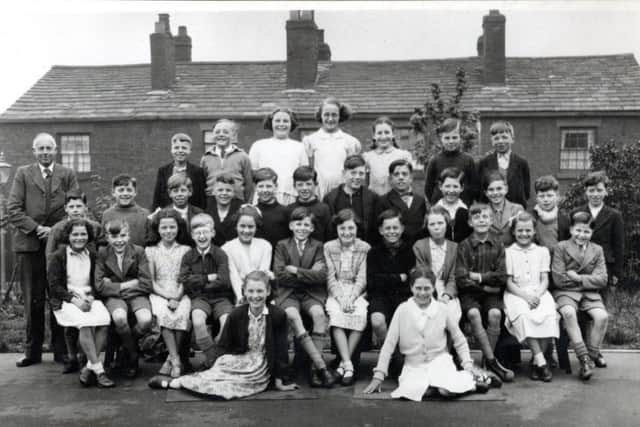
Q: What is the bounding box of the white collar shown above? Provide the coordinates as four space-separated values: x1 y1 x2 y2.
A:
38 162 54 174
410 297 439 318
436 198 467 211
248 305 269 319
66 246 89 257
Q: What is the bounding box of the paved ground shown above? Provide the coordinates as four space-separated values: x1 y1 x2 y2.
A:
0 350 638 427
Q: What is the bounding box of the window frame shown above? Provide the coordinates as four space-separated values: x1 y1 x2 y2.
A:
559 127 595 171
57 133 92 174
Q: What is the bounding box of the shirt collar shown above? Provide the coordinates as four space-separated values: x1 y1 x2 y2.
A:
375 146 395 154
470 233 496 248
173 164 187 172
197 246 212 256
410 297 439 318
497 149 511 158
66 246 89 257
436 198 467 211
248 305 269 319
510 242 537 252
38 162 54 175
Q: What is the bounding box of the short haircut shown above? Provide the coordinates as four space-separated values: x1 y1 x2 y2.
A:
409 266 437 290
424 205 451 227
489 121 514 137
436 118 461 136
243 270 271 292
343 154 366 170
234 205 263 229
315 97 352 123
63 218 95 244
263 107 299 132
293 166 317 184
104 218 129 236
253 167 278 185
370 116 398 149
32 132 57 149
438 167 464 185
148 208 189 245
582 171 610 188
213 118 238 133
112 173 137 189
289 206 315 224
468 203 492 217
570 210 594 228
483 170 507 191
332 208 361 229
215 173 237 186
377 208 404 228
510 211 536 235
191 213 215 231
534 175 559 193
388 159 413 175
170 132 192 145
167 174 193 192
65 190 87 205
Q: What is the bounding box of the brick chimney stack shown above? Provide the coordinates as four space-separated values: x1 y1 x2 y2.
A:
286 10 319 89
317 29 331 61
150 13 176 90
481 10 506 85
174 26 192 62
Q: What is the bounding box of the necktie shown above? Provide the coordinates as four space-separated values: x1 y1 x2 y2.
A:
44 167 52 215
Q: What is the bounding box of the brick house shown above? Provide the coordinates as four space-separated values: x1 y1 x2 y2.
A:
2 9 640 211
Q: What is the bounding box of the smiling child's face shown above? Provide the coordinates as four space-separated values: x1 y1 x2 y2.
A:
294 180 316 202
570 222 593 247
439 177 462 204
107 227 130 254
169 185 191 208
585 183 607 208
237 215 257 244
191 224 213 250
256 179 277 204
321 103 340 132
486 180 507 206
379 217 403 245
290 216 314 242
158 217 179 245
373 123 394 150
411 277 434 308
513 219 535 247
244 279 270 311
112 182 137 207
214 182 235 206
272 111 292 139
469 208 492 235
389 165 412 193
69 225 89 252
212 122 236 148
343 166 366 192
171 140 192 163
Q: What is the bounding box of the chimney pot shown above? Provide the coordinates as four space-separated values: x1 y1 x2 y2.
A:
174 25 192 62
482 9 506 85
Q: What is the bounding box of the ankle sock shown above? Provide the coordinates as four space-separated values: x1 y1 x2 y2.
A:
533 352 546 367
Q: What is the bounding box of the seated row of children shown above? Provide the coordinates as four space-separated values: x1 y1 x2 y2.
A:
46 166 616 399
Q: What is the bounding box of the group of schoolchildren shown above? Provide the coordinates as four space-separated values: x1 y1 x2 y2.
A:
46 96 624 402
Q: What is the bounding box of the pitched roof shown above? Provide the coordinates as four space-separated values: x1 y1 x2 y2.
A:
2 53 640 122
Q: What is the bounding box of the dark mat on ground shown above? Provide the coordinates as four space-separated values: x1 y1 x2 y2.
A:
352 378 507 401
166 385 319 402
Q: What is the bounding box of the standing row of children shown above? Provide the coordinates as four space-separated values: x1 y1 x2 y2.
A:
46 96 624 401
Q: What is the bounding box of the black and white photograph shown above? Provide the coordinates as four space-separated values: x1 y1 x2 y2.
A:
0 1 639 426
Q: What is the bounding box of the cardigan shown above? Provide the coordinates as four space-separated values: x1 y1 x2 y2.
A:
213 304 290 386
551 239 608 293
94 243 152 300
366 241 415 297
222 238 273 302
572 204 624 279
48 247 97 311
201 145 254 201
478 151 531 208
151 161 207 210
413 238 458 298
178 245 232 301
323 184 379 243
273 237 327 305
375 190 428 245
323 238 370 298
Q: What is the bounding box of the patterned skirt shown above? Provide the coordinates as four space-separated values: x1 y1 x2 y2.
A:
326 295 368 331
150 294 191 331
178 351 270 400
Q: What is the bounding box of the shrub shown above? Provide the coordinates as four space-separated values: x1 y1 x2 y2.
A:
409 67 481 164
560 139 640 288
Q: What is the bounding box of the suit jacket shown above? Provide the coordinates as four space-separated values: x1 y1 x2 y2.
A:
375 190 428 245
7 162 79 252
551 239 607 294
47 247 97 311
94 243 152 300
178 245 232 301
323 184 379 242
151 162 207 210
205 196 244 247
366 241 415 297
478 152 531 207
413 238 458 298
573 205 624 279
213 304 289 386
273 238 327 305
490 200 524 246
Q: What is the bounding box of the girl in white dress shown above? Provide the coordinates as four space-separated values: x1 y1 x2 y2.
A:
249 107 308 205
504 211 559 382
222 206 273 303
145 209 192 378
363 267 488 400
362 117 413 196
303 97 361 199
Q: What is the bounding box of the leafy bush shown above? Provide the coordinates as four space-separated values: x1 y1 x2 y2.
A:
88 174 114 223
560 140 640 288
409 68 481 164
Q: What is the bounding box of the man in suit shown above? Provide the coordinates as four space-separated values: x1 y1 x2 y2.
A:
7 133 79 367
477 121 531 208
151 133 206 210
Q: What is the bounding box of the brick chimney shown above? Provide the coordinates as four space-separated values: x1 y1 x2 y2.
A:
286 10 319 89
481 10 506 85
174 26 192 62
150 13 176 90
317 29 331 61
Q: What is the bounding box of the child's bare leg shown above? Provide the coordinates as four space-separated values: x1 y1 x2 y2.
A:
332 327 351 366
112 308 137 357
526 338 545 366
285 307 307 335
95 326 108 355
486 309 502 353
162 328 179 360
78 327 99 365
133 309 152 336
192 309 216 367
308 305 329 354
346 330 362 358
586 308 609 358
214 313 228 343
467 308 494 359
370 312 388 345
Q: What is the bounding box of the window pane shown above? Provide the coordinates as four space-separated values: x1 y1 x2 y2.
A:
59 134 91 172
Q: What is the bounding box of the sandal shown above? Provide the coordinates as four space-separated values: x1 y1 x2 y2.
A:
158 358 172 376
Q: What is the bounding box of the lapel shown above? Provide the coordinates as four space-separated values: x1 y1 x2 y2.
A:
286 238 302 266
565 240 597 272
105 246 124 280
387 191 409 214
591 206 612 234
29 163 47 194
299 239 318 268
505 153 516 183
443 241 456 272
50 163 64 194
121 245 136 277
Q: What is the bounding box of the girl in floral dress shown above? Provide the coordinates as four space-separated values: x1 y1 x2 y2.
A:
151 271 297 399
145 209 192 378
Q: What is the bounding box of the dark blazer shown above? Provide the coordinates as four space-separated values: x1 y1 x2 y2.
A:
323 184 379 242
48 247 97 311
366 240 415 297
94 243 152 300
273 238 327 305
478 152 531 208
213 304 290 386
178 245 232 300
152 162 207 210
7 162 79 252
375 190 428 245
205 197 244 247
444 206 472 243
413 238 458 298
572 204 624 279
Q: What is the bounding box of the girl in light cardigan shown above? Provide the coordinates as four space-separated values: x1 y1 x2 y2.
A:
363 267 489 401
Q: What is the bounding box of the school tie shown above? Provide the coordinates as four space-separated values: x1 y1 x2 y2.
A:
296 241 305 257
43 167 52 214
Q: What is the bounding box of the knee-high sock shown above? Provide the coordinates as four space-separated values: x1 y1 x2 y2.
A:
115 323 137 356
573 340 589 358
299 332 326 370
196 335 217 368
487 326 501 353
